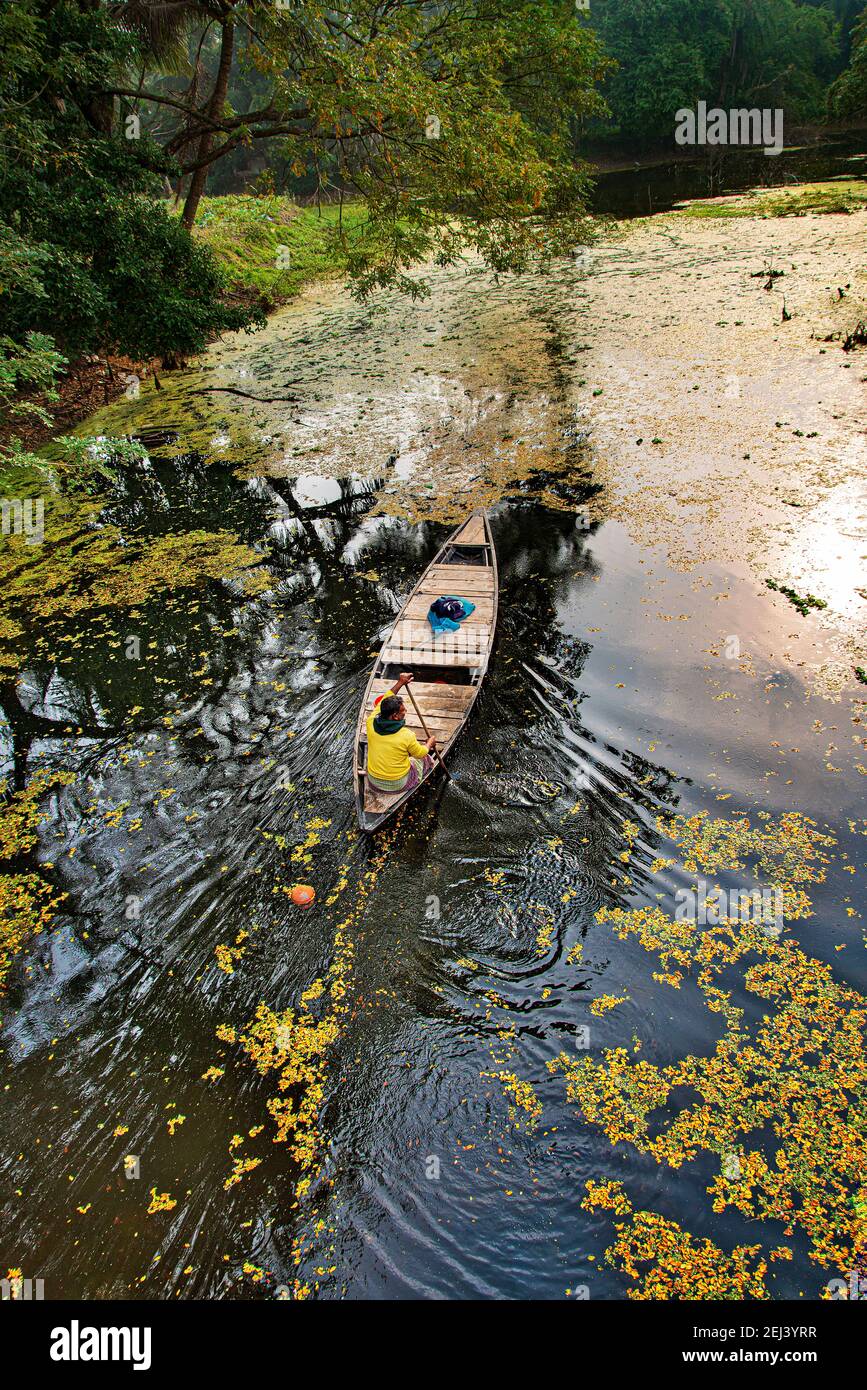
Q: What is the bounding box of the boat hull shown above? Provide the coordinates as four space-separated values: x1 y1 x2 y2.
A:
353 512 498 831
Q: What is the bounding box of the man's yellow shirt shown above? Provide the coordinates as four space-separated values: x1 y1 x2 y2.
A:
366 690 428 780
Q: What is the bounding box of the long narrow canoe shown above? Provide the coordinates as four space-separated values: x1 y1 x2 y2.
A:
354 511 498 831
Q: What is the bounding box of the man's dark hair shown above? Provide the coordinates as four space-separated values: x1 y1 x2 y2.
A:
380 695 403 720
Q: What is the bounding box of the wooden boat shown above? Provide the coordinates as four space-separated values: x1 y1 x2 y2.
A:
353 511 498 831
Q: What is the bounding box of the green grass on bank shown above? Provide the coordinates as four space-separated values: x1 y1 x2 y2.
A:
189 195 368 306
672 178 867 220
189 181 867 303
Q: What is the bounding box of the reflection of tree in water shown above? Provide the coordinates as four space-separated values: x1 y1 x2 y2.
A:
99 453 276 543
0 461 454 794
4 584 263 778
493 502 601 691
0 463 308 787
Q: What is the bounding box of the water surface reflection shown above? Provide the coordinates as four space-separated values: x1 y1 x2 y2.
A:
1 459 863 1299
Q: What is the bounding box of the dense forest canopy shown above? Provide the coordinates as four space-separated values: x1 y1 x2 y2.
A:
832 5 867 113
0 0 865 406
588 0 867 144
0 0 607 376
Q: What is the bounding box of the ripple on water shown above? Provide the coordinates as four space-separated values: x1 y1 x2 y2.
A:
3 389 865 1297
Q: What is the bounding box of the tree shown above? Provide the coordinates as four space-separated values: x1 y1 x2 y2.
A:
587 0 844 146
831 7 867 115
108 0 610 287
0 0 261 367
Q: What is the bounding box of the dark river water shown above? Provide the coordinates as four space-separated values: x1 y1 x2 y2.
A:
1 450 864 1300
4 129 867 1297
590 130 867 215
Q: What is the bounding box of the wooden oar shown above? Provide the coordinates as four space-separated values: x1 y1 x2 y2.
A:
405 683 451 781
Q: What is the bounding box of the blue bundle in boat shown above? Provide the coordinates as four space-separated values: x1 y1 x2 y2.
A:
427 596 475 634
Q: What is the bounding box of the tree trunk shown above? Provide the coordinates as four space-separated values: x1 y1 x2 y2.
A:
181 18 234 230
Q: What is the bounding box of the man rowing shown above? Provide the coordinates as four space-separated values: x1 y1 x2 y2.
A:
366 672 437 794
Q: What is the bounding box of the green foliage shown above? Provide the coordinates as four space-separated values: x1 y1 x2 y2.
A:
6 173 263 361
0 0 261 366
589 0 729 143
0 0 612 367
0 332 66 427
0 223 51 300
1 428 147 499
588 0 848 145
191 196 367 306
831 9 867 115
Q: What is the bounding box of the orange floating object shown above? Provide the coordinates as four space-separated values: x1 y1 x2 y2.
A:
291 884 316 909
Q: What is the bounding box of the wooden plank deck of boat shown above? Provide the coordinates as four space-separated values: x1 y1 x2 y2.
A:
422 564 495 593
382 562 494 666
354 510 497 828
365 679 474 743
454 515 486 545
381 627 490 666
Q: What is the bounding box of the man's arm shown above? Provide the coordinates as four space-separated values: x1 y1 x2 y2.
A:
404 732 430 760
393 672 436 751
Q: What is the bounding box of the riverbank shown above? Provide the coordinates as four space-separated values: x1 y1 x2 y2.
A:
190 196 364 308
1 198 362 453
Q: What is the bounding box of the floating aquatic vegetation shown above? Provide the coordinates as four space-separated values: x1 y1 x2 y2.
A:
582 1180 771 1300
590 993 629 1016
485 1071 542 1131
0 872 64 994
530 901 556 957
224 1144 263 1192
0 770 75 991
147 1189 177 1215
658 809 834 920
214 929 250 976
215 838 391 1223
551 811 866 1295
765 579 828 617
227 999 342 1194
